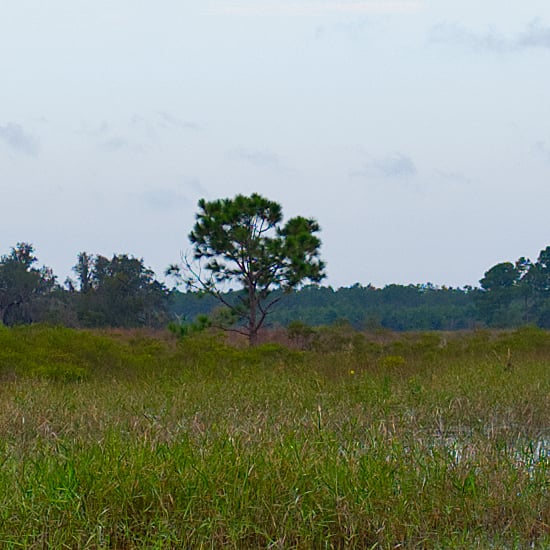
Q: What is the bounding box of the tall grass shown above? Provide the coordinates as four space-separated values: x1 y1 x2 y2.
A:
0 325 549 547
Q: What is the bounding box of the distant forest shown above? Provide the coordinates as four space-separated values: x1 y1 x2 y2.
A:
2 242 550 331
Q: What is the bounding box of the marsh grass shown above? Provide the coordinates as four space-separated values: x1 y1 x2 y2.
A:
0 325 549 547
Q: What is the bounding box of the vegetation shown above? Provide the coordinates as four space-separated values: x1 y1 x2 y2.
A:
67 252 171 328
0 325 549 547
167 193 325 344
2 204 550 333
171 282 479 332
0 247 171 329
170 245 550 332
0 242 56 325
476 247 550 328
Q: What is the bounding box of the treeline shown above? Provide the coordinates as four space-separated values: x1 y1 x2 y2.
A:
170 283 478 331
476 246 550 328
170 245 550 331
2 242 550 331
0 244 170 328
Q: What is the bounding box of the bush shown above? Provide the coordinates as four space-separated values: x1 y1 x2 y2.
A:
30 362 88 382
380 355 406 368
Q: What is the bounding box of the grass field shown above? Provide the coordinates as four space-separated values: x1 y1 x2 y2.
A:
0 325 549 548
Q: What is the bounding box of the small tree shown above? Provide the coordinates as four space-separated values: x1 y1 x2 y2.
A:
169 193 325 345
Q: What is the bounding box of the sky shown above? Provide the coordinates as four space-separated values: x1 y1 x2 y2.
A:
1 0 549 289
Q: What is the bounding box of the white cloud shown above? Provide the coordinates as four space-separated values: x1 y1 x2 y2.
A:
183 178 210 199
135 178 209 211
208 1 424 17
352 153 417 179
430 18 550 53
156 112 200 131
230 146 280 165
138 188 191 210
79 114 199 150
519 19 550 49
435 170 473 186
314 17 372 40
77 121 111 138
0 122 40 156
97 137 144 154
229 147 288 172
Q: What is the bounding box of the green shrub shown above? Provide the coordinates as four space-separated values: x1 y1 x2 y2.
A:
380 355 406 368
30 362 88 382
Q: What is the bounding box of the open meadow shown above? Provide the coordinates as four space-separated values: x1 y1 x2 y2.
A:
0 325 549 548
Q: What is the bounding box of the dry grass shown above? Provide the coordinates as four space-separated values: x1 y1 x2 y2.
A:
0 325 549 548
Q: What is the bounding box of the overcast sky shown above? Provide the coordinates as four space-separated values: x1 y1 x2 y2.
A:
1 0 549 288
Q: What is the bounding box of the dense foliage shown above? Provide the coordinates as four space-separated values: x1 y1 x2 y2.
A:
476 246 550 328
0 243 57 325
0 246 172 328
170 283 479 331
171 245 550 331
3 239 550 331
67 252 171 327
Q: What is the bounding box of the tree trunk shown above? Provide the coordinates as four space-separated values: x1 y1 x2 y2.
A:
249 327 259 346
248 285 259 346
